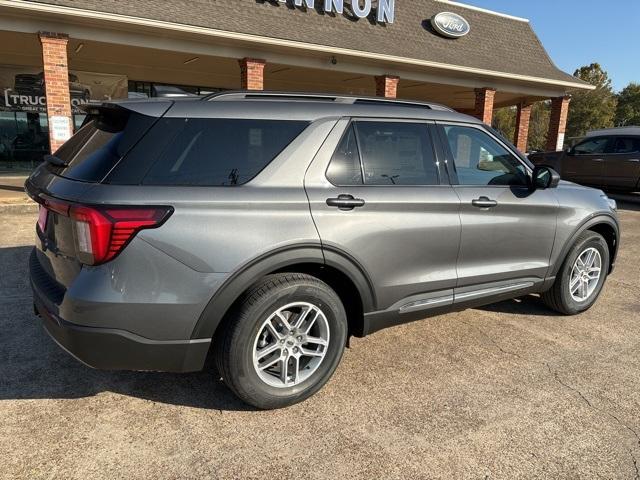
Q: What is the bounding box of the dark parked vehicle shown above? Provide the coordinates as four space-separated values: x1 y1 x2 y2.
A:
14 72 92 101
26 92 619 409
529 127 640 192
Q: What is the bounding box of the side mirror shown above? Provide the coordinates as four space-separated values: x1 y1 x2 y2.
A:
565 147 574 155
532 166 560 190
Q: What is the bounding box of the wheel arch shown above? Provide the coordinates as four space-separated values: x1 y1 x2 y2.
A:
551 214 619 277
190 244 376 339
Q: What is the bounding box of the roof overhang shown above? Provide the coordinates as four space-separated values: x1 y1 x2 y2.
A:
0 0 595 95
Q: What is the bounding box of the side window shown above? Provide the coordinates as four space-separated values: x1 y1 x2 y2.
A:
326 125 363 185
442 125 528 186
356 121 438 185
611 137 640 154
54 111 156 183
572 137 608 155
140 119 308 186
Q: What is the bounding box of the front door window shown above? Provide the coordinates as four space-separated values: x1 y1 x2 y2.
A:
441 125 528 186
572 137 609 155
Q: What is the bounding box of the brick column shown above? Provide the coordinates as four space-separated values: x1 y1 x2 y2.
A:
375 75 399 98
513 102 533 152
239 58 266 90
546 95 571 151
39 32 72 153
474 87 496 124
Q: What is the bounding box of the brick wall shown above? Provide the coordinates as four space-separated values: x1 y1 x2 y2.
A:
39 31 72 153
239 58 265 90
375 75 399 98
546 96 571 151
474 88 496 124
513 102 533 152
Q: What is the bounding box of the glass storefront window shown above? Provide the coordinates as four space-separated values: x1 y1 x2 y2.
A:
128 80 225 98
73 114 87 131
0 111 49 172
1 73 225 172
2 65 129 172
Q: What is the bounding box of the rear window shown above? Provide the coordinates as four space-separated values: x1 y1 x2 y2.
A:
53 108 156 182
128 118 308 186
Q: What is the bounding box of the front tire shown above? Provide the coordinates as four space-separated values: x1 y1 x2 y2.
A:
542 231 609 315
214 273 347 409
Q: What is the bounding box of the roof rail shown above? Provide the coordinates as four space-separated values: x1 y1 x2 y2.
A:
202 90 454 111
585 126 640 137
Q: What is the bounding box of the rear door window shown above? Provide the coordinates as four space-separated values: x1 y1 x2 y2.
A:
610 137 640 154
139 119 308 186
326 125 363 186
356 121 438 186
325 121 439 186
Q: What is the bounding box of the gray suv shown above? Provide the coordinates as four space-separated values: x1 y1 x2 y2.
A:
27 92 620 409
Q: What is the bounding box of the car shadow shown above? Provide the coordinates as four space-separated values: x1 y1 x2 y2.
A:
477 294 561 317
0 245 255 411
0 184 25 193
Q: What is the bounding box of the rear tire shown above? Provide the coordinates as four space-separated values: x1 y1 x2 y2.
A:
542 231 609 315
214 273 347 409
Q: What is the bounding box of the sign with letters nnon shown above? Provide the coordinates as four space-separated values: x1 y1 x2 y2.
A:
273 0 395 24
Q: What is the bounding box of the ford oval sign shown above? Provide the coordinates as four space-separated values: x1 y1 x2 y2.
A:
431 12 470 39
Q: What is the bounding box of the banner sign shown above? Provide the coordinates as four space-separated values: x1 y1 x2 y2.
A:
0 65 128 114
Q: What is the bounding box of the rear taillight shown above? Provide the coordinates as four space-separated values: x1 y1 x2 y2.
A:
35 194 172 266
69 205 173 265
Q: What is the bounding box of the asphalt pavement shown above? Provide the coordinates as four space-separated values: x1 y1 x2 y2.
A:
1 194 639 479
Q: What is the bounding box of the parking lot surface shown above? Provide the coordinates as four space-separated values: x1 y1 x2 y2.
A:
1 195 639 479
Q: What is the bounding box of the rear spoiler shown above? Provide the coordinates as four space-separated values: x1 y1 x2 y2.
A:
80 100 174 118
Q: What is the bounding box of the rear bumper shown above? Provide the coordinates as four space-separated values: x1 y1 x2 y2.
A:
29 244 211 372
32 287 211 373
27 236 225 371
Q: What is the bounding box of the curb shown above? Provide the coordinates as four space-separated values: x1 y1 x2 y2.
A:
0 202 39 215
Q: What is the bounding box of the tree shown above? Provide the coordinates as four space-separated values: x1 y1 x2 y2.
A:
526 102 550 152
566 63 617 140
492 102 549 152
492 106 515 141
615 82 640 126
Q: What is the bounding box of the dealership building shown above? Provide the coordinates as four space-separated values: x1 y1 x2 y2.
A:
0 0 592 171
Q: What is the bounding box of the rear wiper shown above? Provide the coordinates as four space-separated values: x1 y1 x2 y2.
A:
44 154 68 167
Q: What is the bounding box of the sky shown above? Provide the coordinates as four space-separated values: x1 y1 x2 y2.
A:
451 0 640 92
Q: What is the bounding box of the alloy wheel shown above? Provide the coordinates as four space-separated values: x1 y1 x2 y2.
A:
569 247 602 302
252 302 330 388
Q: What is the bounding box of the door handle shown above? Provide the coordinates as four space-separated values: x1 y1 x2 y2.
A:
592 158 605 162
628 159 640 163
326 194 365 211
471 196 498 209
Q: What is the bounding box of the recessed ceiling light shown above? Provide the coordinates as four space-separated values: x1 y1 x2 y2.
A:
74 43 84 53
183 57 200 65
